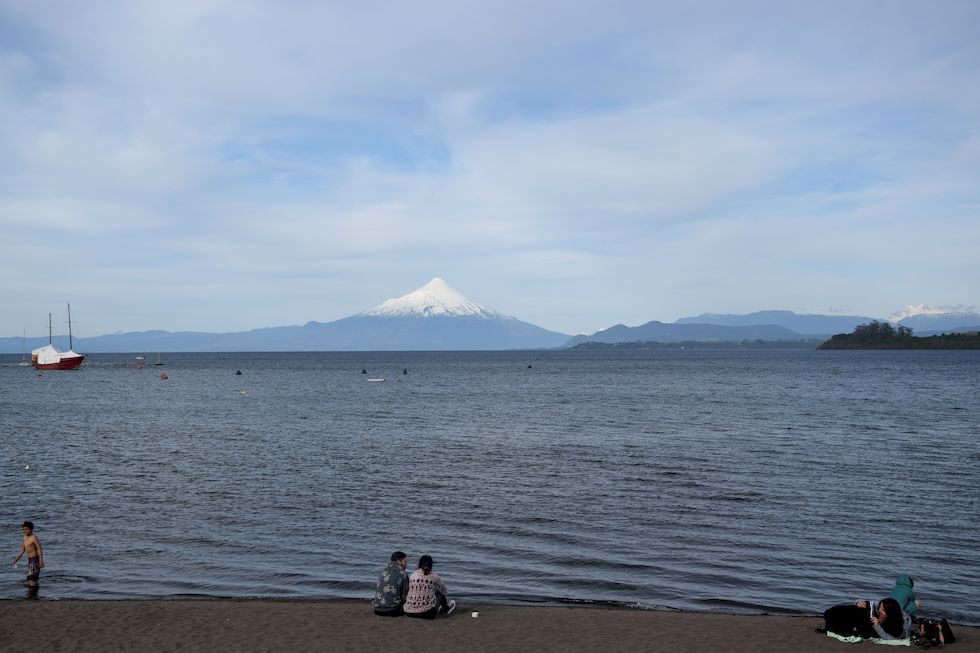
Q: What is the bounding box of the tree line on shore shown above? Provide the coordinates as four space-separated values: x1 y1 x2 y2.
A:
818 321 980 349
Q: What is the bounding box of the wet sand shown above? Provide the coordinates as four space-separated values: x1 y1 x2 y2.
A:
2 599 979 652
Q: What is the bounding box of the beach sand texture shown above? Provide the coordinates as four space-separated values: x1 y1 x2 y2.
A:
2 600 979 653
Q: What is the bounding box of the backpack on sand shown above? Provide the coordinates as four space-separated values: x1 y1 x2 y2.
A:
913 617 956 648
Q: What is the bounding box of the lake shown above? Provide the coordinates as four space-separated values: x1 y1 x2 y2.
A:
1 349 978 624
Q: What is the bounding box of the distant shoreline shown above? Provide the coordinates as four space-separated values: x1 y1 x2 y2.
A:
571 340 822 350
818 333 980 350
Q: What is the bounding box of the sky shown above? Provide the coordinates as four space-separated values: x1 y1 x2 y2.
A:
2 1 979 338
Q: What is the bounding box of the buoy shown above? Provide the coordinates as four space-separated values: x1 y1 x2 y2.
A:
160 372 168 380
361 368 367 374
235 370 242 375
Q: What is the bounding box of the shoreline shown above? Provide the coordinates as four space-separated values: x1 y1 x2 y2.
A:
2 599 979 652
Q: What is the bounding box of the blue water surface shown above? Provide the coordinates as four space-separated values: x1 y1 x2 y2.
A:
1 349 978 624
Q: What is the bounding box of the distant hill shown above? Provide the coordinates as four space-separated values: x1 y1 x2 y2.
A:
675 310 874 335
563 320 809 347
0 278 569 353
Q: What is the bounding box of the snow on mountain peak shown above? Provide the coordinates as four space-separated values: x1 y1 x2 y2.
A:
888 304 975 322
362 277 510 319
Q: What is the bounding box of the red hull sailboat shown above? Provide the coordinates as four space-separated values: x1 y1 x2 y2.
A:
32 305 85 370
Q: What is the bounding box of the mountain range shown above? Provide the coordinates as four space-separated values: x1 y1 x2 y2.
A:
674 310 875 334
675 309 980 335
1 280 977 353
1 278 567 353
563 321 808 348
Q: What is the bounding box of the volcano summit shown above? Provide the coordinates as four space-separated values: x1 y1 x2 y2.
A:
317 277 568 350
361 277 507 320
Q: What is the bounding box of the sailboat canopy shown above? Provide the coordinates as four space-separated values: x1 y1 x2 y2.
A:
32 344 62 364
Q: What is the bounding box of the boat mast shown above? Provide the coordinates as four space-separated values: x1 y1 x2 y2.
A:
48 313 53 344
68 303 74 351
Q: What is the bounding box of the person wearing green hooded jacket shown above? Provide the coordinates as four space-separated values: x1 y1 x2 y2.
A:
888 575 920 616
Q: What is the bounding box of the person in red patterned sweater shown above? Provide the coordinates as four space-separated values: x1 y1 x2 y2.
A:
404 555 457 619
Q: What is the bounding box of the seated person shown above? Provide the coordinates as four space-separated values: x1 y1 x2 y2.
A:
888 575 920 616
372 551 409 616
403 555 457 619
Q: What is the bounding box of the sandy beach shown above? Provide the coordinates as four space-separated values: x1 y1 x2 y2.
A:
0 599 977 652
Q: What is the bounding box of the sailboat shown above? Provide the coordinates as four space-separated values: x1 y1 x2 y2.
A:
18 329 30 366
31 304 85 370
154 353 164 366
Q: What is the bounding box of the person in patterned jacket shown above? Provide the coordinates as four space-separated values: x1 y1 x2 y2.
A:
373 551 409 616
404 555 457 619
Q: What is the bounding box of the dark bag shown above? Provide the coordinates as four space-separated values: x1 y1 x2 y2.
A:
913 617 956 647
940 618 957 645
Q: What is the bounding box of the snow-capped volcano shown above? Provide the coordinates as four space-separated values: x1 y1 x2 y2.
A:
332 277 568 349
362 277 510 320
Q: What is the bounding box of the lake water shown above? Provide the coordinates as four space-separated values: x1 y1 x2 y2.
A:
1 349 978 624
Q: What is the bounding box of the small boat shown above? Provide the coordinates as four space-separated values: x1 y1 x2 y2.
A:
154 353 164 366
18 330 30 367
31 305 84 371
367 377 386 383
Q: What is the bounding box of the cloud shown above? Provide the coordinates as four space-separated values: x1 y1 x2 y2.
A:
1 1 978 335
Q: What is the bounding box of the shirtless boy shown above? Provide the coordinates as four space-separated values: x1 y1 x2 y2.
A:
11 521 44 590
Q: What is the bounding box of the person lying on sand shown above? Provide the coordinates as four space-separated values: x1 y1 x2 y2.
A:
819 597 910 640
